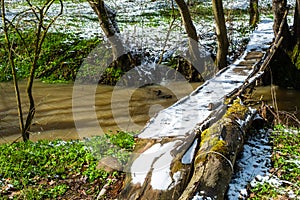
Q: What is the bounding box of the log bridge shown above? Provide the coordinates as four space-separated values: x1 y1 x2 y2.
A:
119 19 276 200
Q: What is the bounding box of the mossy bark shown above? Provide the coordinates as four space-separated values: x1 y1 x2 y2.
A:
119 100 259 200
249 0 259 27
178 99 255 199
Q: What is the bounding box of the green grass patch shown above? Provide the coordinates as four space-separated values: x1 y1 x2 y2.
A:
0 30 101 83
249 125 300 199
0 131 135 199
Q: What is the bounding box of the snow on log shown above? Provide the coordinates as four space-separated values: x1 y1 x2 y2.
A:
119 19 274 199
178 99 257 200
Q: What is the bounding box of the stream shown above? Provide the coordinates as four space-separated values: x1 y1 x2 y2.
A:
0 80 201 143
3 83 299 144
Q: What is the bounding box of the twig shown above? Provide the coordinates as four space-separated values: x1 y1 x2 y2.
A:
158 0 177 64
266 105 282 124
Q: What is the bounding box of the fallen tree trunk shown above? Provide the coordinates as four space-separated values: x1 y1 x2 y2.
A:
178 99 257 199
119 20 274 199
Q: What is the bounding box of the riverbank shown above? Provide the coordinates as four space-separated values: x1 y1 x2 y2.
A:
0 125 299 199
248 125 300 199
0 131 135 199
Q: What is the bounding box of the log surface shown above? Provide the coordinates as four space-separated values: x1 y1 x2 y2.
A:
120 19 274 199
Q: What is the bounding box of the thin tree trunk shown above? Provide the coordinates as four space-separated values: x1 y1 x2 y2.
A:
1 0 25 138
212 0 229 69
294 0 300 44
2 0 63 141
174 0 204 81
249 0 259 27
88 0 125 60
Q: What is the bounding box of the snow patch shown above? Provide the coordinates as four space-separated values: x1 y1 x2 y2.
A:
131 140 180 190
192 191 215 200
227 129 272 199
182 138 198 164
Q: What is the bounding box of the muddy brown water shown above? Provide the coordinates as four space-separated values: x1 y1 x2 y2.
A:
251 85 300 120
1 82 300 143
0 80 200 143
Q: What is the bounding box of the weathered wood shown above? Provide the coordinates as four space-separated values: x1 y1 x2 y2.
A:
119 20 274 199
178 99 257 199
212 0 229 69
121 136 195 200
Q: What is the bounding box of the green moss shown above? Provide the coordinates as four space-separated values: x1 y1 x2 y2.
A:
211 139 227 153
200 129 210 147
200 129 228 154
171 160 183 174
224 99 248 119
291 44 300 70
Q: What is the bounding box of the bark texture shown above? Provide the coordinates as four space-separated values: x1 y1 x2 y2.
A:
178 100 256 199
272 0 292 48
120 137 195 200
249 0 259 27
212 0 229 69
174 0 204 81
294 0 300 44
268 0 300 88
88 0 125 60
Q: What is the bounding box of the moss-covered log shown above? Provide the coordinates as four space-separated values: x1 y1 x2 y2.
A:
119 20 273 199
179 99 257 199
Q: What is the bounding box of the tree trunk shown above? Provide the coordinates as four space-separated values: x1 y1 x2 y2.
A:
174 0 204 80
212 0 229 69
272 0 292 49
174 0 199 57
1 0 25 139
88 0 125 60
294 0 300 44
267 0 300 89
1 0 63 141
178 100 257 199
249 0 259 27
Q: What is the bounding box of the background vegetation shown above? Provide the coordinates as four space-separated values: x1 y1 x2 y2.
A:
0 131 135 199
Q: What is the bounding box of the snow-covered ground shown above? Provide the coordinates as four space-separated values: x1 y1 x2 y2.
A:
227 129 272 199
1 0 253 61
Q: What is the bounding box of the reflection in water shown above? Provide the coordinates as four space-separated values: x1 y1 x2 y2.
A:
0 80 200 143
252 85 300 119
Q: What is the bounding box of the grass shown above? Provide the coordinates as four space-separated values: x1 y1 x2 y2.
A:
249 125 300 199
0 131 135 199
0 31 101 83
